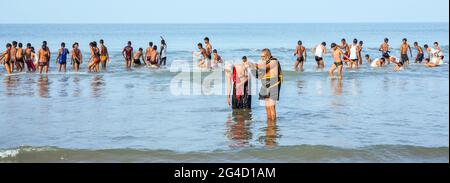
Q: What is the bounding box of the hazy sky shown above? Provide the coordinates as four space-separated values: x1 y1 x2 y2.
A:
1 0 448 23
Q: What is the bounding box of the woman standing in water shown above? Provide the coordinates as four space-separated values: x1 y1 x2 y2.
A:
71 42 83 72
88 42 101 72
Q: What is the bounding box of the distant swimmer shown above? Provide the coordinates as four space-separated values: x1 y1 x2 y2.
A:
38 43 51 74
379 38 391 63
250 48 282 121
0 43 12 74
16 43 25 72
99 39 110 70
160 37 167 66
122 41 133 68
133 48 145 66
312 42 327 69
24 43 36 72
370 57 386 68
348 39 360 69
212 49 223 68
413 42 424 64
365 54 372 65
358 41 364 65
204 37 213 66
145 42 154 66
149 45 160 68
400 38 413 66
71 42 82 72
227 56 252 109
88 42 101 72
294 40 307 72
55 42 69 72
196 43 209 69
328 43 347 78
339 39 350 65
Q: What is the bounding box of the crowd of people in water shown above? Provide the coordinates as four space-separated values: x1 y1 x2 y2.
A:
0 36 446 121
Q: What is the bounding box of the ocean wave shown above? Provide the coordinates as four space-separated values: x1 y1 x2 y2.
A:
1 145 448 163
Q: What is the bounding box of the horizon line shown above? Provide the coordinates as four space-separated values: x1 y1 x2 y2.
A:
1 21 449 25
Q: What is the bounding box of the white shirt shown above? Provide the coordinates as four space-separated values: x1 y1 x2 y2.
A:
160 44 167 58
350 44 358 60
315 45 324 57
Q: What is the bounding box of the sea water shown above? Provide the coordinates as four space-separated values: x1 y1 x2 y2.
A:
0 23 448 162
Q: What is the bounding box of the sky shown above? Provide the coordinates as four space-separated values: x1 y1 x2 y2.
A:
0 0 448 23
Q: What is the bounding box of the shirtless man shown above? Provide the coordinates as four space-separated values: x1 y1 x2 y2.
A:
0 43 12 74
160 37 167 66
71 42 82 72
294 40 307 71
348 39 360 69
16 43 25 72
99 39 110 70
251 48 282 121
145 42 154 65
196 43 209 69
365 54 372 64
42 41 51 68
55 42 69 72
24 43 36 72
328 43 347 78
312 42 327 69
358 41 364 65
10 41 17 72
133 48 145 66
227 56 252 109
38 43 51 74
413 42 424 64
212 49 223 67
379 38 390 63
204 37 213 65
339 39 350 65
400 38 413 65
424 44 432 60
122 41 133 68
149 46 159 68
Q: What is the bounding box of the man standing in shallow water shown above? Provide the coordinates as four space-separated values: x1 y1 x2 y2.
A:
294 40 307 72
122 41 133 68
400 38 413 66
250 48 282 121
99 39 110 71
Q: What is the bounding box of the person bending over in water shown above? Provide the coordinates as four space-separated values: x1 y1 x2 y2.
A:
312 42 327 69
212 49 223 68
38 43 51 74
0 43 12 74
250 48 283 121
328 43 347 78
379 38 391 64
160 37 167 66
71 43 82 72
56 42 69 72
24 43 36 72
99 39 110 70
370 57 386 68
122 41 133 68
16 43 25 72
88 42 101 72
414 42 424 64
294 40 307 72
145 42 154 66
196 43 209 69
133 48 145 66
400 38 413 66
365 54 372 65
348 39 360 69
227 56 252 109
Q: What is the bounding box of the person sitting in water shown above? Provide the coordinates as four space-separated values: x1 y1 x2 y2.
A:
212 49 223 68
387 56 403 72
365 54 372 65
55 42 69 72
226 56 252 109
328 43 347 78
133 48 145 66
370 57 386 68
196 43 209 69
